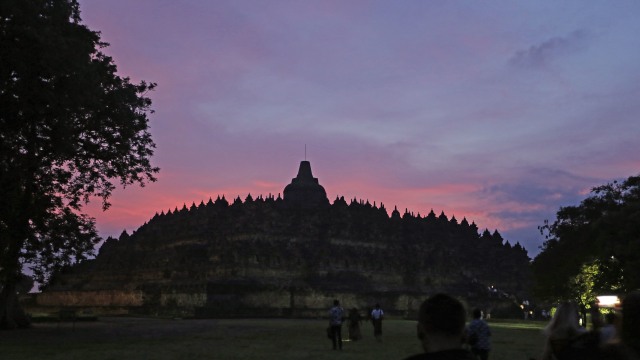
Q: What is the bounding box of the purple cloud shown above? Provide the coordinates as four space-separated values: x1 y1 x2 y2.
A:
509 30 591 69
76 0 640 258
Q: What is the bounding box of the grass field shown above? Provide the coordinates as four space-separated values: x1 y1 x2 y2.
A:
0 317 546 360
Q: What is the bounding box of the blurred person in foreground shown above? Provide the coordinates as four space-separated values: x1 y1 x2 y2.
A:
541 301 599 360
599 312 618 345
602 291 640 360
403 293 475 360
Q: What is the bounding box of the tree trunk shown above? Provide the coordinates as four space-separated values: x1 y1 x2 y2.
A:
0 178 33 330
0 283 31 329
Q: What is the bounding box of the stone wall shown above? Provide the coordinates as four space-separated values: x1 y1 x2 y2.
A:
27 286 516 321
37 162 532 319
160 292 207 309
36 290 144 307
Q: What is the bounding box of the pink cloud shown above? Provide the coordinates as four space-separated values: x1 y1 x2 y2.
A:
76 0 640 258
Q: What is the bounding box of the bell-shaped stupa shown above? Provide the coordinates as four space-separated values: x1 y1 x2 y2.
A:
283 161 329 208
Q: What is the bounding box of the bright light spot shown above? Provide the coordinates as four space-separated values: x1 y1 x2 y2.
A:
596 295 621 308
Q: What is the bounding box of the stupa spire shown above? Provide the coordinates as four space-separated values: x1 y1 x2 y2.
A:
283 160 329 208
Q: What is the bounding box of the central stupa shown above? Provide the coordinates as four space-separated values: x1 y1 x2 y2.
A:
282 161 329 208
33 159 532 320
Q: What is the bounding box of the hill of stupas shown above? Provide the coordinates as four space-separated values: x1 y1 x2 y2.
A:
35 161 532 318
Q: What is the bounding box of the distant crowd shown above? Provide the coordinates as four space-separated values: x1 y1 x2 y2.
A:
327 290 640 360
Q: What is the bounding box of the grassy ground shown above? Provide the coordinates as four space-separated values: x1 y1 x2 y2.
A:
0 317 546 360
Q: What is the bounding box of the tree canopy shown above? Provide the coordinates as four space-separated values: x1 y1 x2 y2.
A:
0 0 158 328
532 175 640 306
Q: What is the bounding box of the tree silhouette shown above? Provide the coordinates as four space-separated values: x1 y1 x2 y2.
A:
533 175 640 304
0 0 158 328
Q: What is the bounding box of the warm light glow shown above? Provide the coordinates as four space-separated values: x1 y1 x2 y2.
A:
596 295 621 308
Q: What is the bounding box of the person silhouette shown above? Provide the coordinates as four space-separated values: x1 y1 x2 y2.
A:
403 293 475 360
599 312 617 345
602 291 640 360
541 301 600 360
329 299 345 350
348 307 363 341
466 308 491 360
371 303 384 341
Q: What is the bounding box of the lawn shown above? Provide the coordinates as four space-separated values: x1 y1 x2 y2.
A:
0 317 547 360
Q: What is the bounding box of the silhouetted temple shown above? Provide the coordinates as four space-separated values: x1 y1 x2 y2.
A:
35 161 532 318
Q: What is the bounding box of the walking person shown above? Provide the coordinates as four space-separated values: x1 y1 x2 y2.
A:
329 299 345 350
348 307 363 341
466 308 491 360
371 303 384 342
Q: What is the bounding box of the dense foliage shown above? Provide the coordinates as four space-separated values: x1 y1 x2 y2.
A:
532 175 640 306
0 0 158 328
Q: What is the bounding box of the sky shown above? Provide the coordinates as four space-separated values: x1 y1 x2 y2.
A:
78 0 640 258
